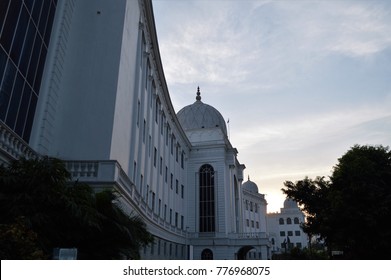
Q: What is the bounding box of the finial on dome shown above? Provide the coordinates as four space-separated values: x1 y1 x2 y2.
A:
248 175 250 181
196 86 201 101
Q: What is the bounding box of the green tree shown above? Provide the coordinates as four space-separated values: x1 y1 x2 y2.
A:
282 145 391 259
0 157 152 259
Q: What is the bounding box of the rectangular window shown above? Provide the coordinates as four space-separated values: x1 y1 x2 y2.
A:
175 212 178 227
246 219 250 227
153 148 157 167
170 173 173 189
256 222 259 229
160 157 163 174
158 199 161 216
165 166 168 183
137 100 140 127
280 231 285 237
143 119 146 142
181 215 184 230
181 185 184 199
133 161 137 182
288 231 293 236
295 230 301 236
176 145 179 162
176 179 179 194
152 192 155 212
181 152 185 168
148 135 152 157
164 204 167 221
140 174 143 196
170 209 172 224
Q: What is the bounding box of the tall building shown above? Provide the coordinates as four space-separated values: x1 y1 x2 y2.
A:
1 0 306 260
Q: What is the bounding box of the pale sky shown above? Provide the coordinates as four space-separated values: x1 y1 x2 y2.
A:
152 0 391 212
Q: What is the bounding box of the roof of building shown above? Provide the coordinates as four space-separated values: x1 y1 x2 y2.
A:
242 176 259 193
177 87 228 136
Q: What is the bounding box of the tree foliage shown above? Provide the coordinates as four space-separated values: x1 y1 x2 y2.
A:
0 157 153 259
282 145 391 259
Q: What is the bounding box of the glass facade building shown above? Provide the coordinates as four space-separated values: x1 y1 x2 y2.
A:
0 0 57 142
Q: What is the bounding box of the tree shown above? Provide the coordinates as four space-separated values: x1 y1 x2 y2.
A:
0 157 152 259
282 145 391 259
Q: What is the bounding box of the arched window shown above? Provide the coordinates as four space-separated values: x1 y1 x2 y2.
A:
279 218 284 225
294 217 300 224
201 248 213 260
287 218 292 224
199 164 215 232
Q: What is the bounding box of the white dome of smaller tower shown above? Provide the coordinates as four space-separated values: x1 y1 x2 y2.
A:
283 198 298 209
242 176 259 193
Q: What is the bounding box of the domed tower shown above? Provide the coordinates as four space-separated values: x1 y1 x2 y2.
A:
283 198 298 209
177 88 258 259
242 176 267 235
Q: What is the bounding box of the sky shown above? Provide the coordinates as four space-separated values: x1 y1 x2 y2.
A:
151 0 391 213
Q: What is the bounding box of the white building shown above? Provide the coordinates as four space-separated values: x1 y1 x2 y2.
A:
0 0 272 259
267 199 309 254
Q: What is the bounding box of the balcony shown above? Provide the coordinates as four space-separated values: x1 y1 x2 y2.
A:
0 121 37 165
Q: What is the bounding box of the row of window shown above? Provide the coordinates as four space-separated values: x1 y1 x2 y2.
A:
245 200 259 213
279 217 300 225
246 219 260 229
132 27 188 233
143 238 187 259
280 230 301 237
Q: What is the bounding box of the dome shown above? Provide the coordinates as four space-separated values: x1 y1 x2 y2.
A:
283 198 298 209
242 176 259 193
177 87 227 136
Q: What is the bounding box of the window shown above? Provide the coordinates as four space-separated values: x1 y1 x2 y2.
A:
137 100 140 126
181 152 185 168
176 144 179 162
160 157 163 174
251 220 254 228
176 179 179 194
280 231 285 237
170 209 172 224
294 217 300 224
256 222 259 229
295 230 301 236
175 212 178 227
250 202 253 212
143 119 146 142
153 148 157 167
287 218 292 224
170 173 173 189
152 192 155 212
199 164 215 232
288 231 293 236
165 166 167 183
279 218 284 225
181 184 184 199
158 199 161 216
296 243 302 248
246 219 249 227
181 215 184 230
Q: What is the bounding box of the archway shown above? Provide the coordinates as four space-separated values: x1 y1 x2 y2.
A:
201 248 213 260
237 246 256 260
